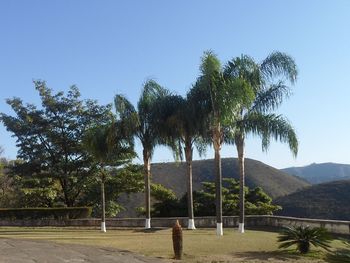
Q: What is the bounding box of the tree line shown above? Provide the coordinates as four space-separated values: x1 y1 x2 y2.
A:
0 50 298 235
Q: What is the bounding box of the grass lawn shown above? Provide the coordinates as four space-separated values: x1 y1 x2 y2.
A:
0 227 345 262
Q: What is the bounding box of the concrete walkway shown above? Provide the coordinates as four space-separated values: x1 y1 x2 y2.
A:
0 238 167 263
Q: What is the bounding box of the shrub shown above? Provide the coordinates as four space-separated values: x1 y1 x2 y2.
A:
0 207 92 220
278 225 332 254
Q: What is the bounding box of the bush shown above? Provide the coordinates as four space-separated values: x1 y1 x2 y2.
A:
278 225 332 254
0 207 92 220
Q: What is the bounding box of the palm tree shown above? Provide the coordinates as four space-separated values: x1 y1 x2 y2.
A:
191 51 253 235
83 116 134 232
115 80 168 229
155 93 207 230
223 52 299 233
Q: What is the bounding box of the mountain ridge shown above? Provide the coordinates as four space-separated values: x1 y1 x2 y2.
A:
282 162 350 184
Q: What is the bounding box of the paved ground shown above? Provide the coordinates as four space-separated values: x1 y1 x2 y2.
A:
0 238 167 263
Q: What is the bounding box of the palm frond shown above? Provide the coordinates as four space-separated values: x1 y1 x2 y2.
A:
251 81 292 113
260 51 298 84
223 55 261 92
243 112 298 157
114 95 138 136
200 50 221 76
114 94 136 120
137 79 170 158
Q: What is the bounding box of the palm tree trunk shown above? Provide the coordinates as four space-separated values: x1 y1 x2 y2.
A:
236 135 245 233
101 170 106 232
185 140 195 230
143 149 151 229
213 127 223 236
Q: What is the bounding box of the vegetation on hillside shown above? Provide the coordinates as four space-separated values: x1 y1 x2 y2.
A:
275 180 350 220
148 178 281 217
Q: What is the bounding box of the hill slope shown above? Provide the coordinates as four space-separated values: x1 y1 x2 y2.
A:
118 158 309 217
275 180 350 220
282 162 350 184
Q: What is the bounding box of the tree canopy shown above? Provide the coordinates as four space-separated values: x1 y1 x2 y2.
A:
0 81 112 207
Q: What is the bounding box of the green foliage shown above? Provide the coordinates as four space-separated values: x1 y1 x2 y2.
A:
0 207 92 220
15 177 59 207
193 179 281 216
83 114 136 167
81 164 144 217
136 183 184 217
0 81 111 207
134 79 170 156
278 226 332 254
151 179 280 217
151 183 177 201
0 158 17 207
150 184 185 217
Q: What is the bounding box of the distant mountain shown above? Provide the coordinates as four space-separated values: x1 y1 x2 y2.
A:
282 162 350 184
275 180 350 221
118 158 309 217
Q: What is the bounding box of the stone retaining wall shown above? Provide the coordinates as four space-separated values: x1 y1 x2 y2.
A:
1 216 349 235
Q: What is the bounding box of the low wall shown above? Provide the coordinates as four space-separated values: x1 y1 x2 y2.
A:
1 216 349 235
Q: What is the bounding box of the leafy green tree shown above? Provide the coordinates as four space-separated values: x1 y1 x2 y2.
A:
193 179 280 216
150 183 184 217
151 179 280 217
190 51 254 235
192 180 276 217
223 52 298 233
0 81 111 207
115 79 169 229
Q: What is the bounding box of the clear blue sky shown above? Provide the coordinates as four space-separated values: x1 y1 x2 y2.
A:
1 0 349 169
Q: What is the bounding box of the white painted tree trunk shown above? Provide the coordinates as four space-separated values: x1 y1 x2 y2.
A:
216 222 223 236
145 218 151 229
238 223 245 233
187 219 196 230
101 221 106 232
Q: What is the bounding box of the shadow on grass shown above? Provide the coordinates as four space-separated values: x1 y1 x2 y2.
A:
245 226 283 233
233 250 301 261
132 227 167 233
325 249 350 263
